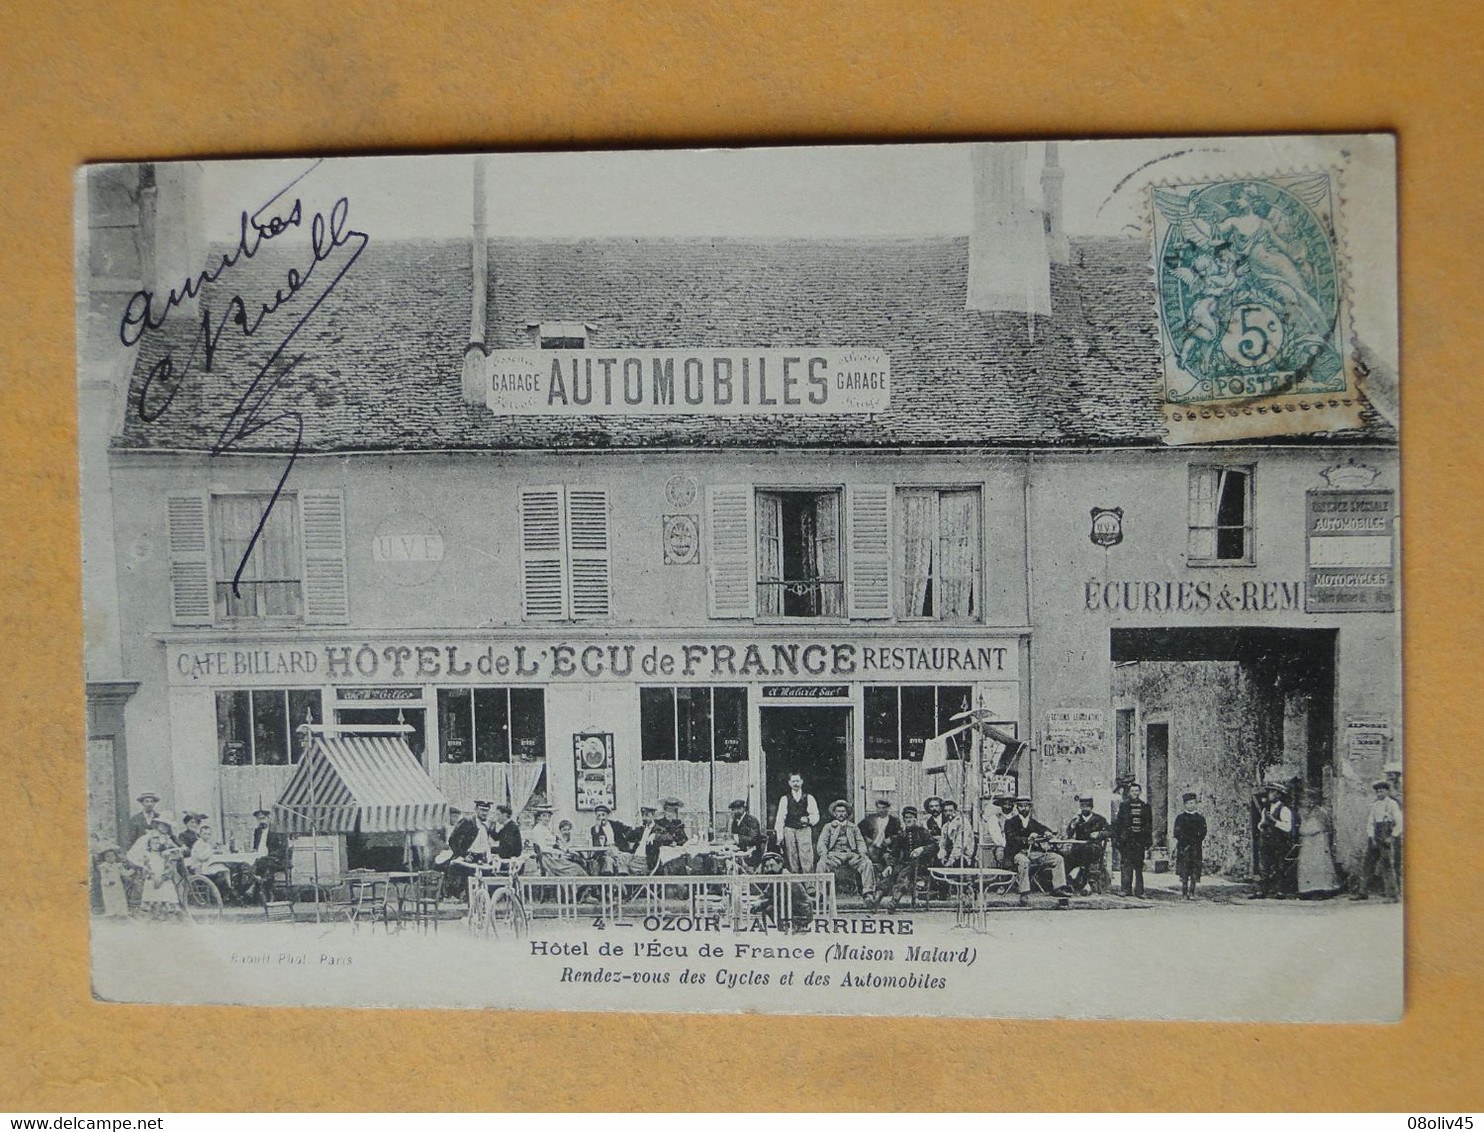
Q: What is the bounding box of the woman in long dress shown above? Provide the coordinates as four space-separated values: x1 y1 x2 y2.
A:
1297 789 1340 899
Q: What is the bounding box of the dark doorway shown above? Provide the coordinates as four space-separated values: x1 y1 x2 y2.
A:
760 706 851 817
335 707 428 767
1145 722 1170 847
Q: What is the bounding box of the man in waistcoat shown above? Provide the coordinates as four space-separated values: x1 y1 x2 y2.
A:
773 774 820 874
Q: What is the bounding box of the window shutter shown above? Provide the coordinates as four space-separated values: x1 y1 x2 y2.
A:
299 490 349 624
520 486 569 620
706 485 755 619
567 487 611 619
167 493 213 625
847 484 892 619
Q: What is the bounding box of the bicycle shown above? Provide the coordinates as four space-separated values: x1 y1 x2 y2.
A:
464 862 528 940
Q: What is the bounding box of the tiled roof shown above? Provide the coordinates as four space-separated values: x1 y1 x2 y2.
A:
116 235 1394 452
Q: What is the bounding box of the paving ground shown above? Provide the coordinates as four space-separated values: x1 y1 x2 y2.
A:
91 870 1401 1022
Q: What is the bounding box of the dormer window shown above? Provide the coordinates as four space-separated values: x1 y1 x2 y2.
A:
532 320 589 349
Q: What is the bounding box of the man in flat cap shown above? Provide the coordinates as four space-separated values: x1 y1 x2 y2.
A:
447 799 495 897
1004 796 1073 905
1352 778 1403 901
1172 792 1208 900
1113 782 1155 898
727 799 765 870
938 798 978 870
858 797 901 882
886 805 937 910
817 799 878 906
1063 793 1111 894
589 803 634 876
773 773 820 874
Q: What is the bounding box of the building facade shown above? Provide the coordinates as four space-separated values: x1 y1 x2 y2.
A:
82 152 1400 876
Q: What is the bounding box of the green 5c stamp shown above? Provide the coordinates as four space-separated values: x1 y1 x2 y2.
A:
1153 173 1350 410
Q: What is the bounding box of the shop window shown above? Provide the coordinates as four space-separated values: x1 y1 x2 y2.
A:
898 487 981 619
640 687 748 762
437 687 546 763
756 489 843 618
862 685 973 760
1188 465 1254 564
216 689 322 765
212 494 303 620
519 486 612 621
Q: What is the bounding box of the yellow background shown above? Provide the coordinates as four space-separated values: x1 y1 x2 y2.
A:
2 0 1480 1112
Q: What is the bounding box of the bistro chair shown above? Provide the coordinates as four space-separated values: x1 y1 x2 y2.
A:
259 865 296 923
407 870 444 933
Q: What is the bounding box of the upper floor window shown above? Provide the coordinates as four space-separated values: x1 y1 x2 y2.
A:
212 493 302 620
1188 465 1254 564
166 491 348 627
898 487 981 619
518 486 612 621
756 489 842 618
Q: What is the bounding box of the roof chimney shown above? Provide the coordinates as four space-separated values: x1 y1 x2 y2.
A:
966 142 1051 318
1041 141 1069 266
461 157 489 404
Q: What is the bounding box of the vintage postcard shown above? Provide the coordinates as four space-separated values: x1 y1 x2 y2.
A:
78 136 1402 1020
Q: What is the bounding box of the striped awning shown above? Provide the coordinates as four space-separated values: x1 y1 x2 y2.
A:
274 732 450 834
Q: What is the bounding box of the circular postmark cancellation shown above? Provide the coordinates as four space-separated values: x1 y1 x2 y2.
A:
1153 174 1348 407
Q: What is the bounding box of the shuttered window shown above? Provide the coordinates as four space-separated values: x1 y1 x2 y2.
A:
167 493 213 625
847 484 892 618
172 490 349 627
706 485 755 619
519 485 611 621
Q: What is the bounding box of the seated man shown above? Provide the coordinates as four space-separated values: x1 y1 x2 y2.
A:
448 798 495 897
1062 793 1111 893
727 798 765 870
938 799 977 869
489 804 525 872
1003 796 1074 905
652 797 691 875
247 807 287 901
817 800 879 907
886 806 937 911
589 803 634 875
857 798 901 879
749 851 812 933
625 805 663 875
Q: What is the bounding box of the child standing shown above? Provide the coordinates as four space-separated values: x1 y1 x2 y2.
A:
1172 791 1208 900
95 846 132 919
136 832 183 920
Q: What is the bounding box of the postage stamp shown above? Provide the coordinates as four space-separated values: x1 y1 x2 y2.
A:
1152 172 1364 444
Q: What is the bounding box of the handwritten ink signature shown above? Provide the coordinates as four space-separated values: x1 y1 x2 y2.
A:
118 162 369 600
